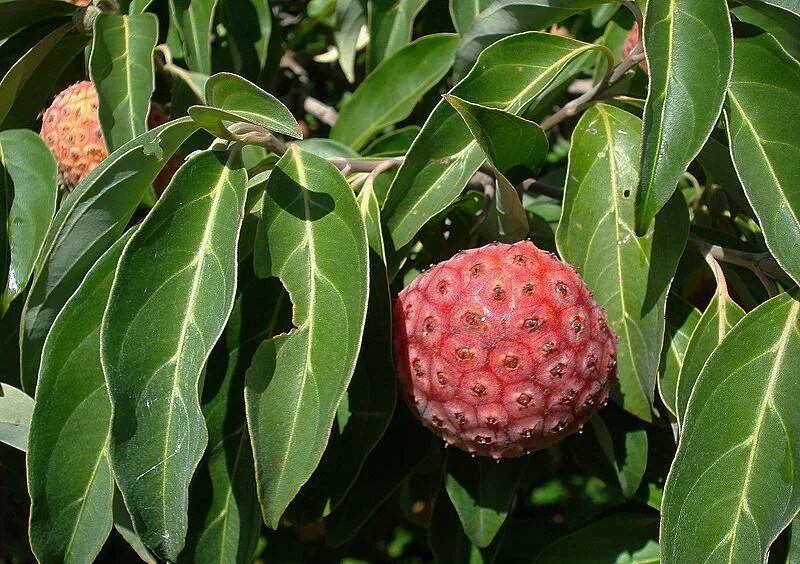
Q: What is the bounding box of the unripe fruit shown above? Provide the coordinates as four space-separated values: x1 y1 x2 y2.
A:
40 81 179 193
392 241 617 459
622 23 648 73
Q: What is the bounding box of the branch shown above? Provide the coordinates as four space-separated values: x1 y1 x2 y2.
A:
692 236 786 296
304 96 338 126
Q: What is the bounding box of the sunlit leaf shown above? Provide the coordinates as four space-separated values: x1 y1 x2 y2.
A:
0 382 32 451
335 0 365 83
449 0 493 35
169 0 217 74
658 295 701 417
367 0 428 71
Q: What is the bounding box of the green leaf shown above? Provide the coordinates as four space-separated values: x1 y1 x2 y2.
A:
27 232 131 564
557 104 689 421
452 0 608 79
89 13 158 152
449 0 493 35
0 130 57 314
102 150 246 561
285 179 396 525
589 415 648 498
20 118 197 393
325 408 432 547
331 33 458 150
112 490 157 564
184 271 289 563
446 94 548 242
363 125 420 157
634 0 733 234
675 293 745 428
383 32 606 250
189 72 301 140
661 291 800 564
222 0 280 84
246 146 369 528
0 0 73 41
169 0 217 74
534 512 659 563
367 0 428 71
733 3 800 60
445 452 528 548
0 382 33 451
335 0 366 83
725 33 800 286
430 488 505 564
742 0 800 20
658 295 701 417
0 23 88 129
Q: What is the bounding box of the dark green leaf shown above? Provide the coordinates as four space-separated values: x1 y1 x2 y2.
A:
89 13 159 152
20 118 197 393
335 0 366 83
367 0 428 71
169 0 217 74
557 104 689 421
222 0 279 84
363 125 420 157
246 146 369 528
589 415 648 498
113 489 157 564
635 0 733 233
429 488 504 564
0 130 57 314
331 33 458 150
658 295 701 417
726 33 800 285
661 291 800 563
0 0 73 41
449 0 493 35
675 293 745 428
733 4 800 60
27 232 131 564
102 150 247 561
0 383 33 451
384 32 606 250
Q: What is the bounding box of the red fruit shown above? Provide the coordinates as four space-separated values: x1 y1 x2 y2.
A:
622 22 648 73
40 81 181 193
392 241 617 459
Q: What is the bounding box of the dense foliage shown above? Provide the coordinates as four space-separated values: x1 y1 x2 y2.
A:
1 0 799 562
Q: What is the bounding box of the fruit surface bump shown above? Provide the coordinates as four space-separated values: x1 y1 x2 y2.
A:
40 81 178 192
392 241 617 459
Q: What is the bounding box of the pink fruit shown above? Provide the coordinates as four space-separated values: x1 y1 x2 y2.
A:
622 22 649 73
40 81 180 193
392 241 617 459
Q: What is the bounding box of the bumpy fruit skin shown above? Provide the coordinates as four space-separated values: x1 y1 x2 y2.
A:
392 241 617 459
622 23 649 73
40 81 179 193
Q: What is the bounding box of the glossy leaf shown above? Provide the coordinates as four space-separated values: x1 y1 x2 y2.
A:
557 104 689 421
635 0 733 234
449 0 493 35
0 0 73 40
383 32 606 250
246 146 369 528
0 382 33 451
0 23 87 129
184 272 289 563
658 295 701 417
0 130 57 314
335 0 365 83
285 179 396 525
535 513 659 563
661 292 800 564
743 0 800 19
27 232 131 564
733 3 800 60
169 0 217 74
102 150 246 561
331 34 458 150
446 94 547 242
453 0 607 79
675 293 745 428
367 0 427 71
89 13 158 152
726 34 800 285
20 118 197 393
189 72 301 140
445 452 528 548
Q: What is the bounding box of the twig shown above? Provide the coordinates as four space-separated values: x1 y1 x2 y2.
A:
517 178 563 201
328 156 404 173
692 236 785 297
304 96 338 126
228 123 288 156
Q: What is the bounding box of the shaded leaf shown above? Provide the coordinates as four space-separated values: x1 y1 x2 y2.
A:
27 232 132 564
557 104 689 421
589 415 648 498
102 150 247 561
661 291 800 563
0 0 73 40
89 13 158 152
384 32 606 250
0 130 57 314
222 0 280 84
331 33 458 150
725 33 800 285
246 146 369 528
675 293 745 428
430 488 504 564
658 295 701 417
635 0 733 233
20 118 197 393
363 125 420 157
169 0 218 74
335 0 366 83
0 383 32 451
367 0 428 71
113 490 157 564
733 3 800 60
449 0 493 35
